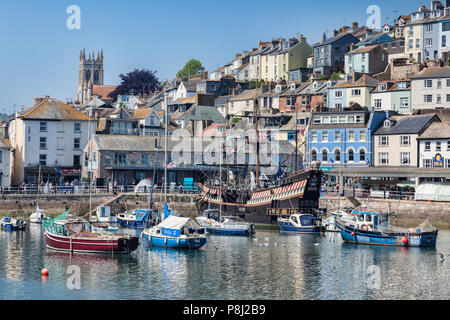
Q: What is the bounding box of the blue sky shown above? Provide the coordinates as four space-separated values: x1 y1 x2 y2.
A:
0 0 419 112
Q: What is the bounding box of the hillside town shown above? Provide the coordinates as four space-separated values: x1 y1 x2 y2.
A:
1 0 450 202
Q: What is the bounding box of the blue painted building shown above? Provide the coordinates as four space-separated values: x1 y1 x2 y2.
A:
305 109 390 171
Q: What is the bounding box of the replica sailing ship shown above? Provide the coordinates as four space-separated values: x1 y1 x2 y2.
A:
198 164 323 225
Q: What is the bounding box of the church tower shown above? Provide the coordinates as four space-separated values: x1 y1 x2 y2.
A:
77 49 104 104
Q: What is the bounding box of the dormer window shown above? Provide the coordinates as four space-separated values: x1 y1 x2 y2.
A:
384 120 391 127
276 85 282 92
290 83 296 90
379 83 387 91
398 82 407 90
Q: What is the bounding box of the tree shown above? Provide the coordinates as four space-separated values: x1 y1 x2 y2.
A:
176 59 205 79
108 69 160 100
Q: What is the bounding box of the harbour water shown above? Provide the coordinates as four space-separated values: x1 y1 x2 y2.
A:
1 224 450 300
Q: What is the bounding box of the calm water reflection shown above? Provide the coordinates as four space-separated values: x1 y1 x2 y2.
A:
1 225 449 300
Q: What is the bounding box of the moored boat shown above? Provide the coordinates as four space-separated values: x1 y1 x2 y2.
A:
142 215 206 250
42 207 139 254
1 217 26 231
30 206 46 224
197 209 255 236
335 209 438 247
117 209 154 228
278 214 325 234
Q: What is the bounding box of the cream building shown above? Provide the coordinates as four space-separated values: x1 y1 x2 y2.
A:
373 115 439 167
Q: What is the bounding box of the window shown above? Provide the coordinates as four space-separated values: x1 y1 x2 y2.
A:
0 151 2 163
74 138 81 149
351 89 361 96
359 150 366 163
416 39 420 48
330 116 338 123
74 123 81 133
311 150 317 162
425 38 433 47
437 80 442 89
311 132 318 142
115 153 127 165
379 136 389 146
424 95 433 103
400 97 409 108
348 149 354 162
437 94 442 104
443 36 447 48
359 131 366 142
40 137 47 150
39 154 47 166
447 94 450 102
436 141 442 152
374 99 382 109
425 141 431 151
355 115 364 123
423 159 432 168
400 136 411 146
335 132 342 142
322 149 328 162
287 132 296 141
73 155 81 167
349 131 355 142
334 91 343 98
379 153 389 165
448 79 450 87
322 132 328 142
335 149 341 162
443 21 450 32
401 153 410 165
424 80 433 87
142 154 149 164
425 24 433 33
313 117 321 124
40 122 47 132
409 39 413 49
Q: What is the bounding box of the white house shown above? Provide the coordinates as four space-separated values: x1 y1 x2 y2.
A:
417 121 450 168
0 139 12 188
114 95 143 110
174 81 198 101
8 97 96 185
411 67 450 110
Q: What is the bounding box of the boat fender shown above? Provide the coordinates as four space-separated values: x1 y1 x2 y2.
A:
164 236 167 244
351 232 356 237
360 224 368 231
401 236 409 245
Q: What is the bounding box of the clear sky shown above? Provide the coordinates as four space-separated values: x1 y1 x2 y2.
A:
0 0 420 112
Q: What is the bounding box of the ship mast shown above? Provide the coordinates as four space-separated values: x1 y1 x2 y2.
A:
254 98 260 190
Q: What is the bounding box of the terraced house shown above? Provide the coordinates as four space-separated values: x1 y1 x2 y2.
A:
370 80 412 114
411 67 450 110
305 109 388 170
328 75 379 110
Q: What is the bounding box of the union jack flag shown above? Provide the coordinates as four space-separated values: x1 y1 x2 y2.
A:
167 161 177 169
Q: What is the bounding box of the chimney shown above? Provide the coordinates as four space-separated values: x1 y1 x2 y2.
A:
34 97 47 105
352 21 359 30
334 29 339 36
322 32 327 42
298 34 306 44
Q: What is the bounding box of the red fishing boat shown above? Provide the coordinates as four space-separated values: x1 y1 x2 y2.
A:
42 207 139 254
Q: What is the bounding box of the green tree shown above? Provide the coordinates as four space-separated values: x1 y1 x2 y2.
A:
176 59 205 79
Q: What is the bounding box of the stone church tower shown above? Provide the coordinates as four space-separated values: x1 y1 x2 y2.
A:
77 49 104 104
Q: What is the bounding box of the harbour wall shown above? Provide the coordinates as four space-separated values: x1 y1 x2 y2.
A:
2 193 450 229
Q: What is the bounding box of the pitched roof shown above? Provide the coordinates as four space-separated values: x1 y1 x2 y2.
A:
93 85 118 100
228 89 259 102
417 122 450 140
412 67 450 79
330 74 379 89
131 108 153 119
374 115 437 135
22 98 93 121
313 32 357 47
346 44 380 55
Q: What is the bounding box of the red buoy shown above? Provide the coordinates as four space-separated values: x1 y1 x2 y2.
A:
351 232 356 237
41 268 49 276
401 237 409 245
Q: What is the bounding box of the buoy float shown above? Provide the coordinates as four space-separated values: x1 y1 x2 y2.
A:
41 268 49 276
351 232 356 237
401 237 409 245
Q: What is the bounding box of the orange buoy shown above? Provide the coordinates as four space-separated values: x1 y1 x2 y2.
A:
351 232 356 237
401 237 409 245
41 268 49 276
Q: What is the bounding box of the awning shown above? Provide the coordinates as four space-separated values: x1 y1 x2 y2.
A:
397 181 416 188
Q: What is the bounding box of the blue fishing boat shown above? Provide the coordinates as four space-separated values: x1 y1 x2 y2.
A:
117 209 156 228
335 208 438 247
1 217 26 231
197 209 255 236
278 214 326 234
142 215 207 250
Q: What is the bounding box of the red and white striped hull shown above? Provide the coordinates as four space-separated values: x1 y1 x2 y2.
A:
44 230 139 254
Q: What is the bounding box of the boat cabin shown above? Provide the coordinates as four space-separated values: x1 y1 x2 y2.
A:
347 210 391 231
